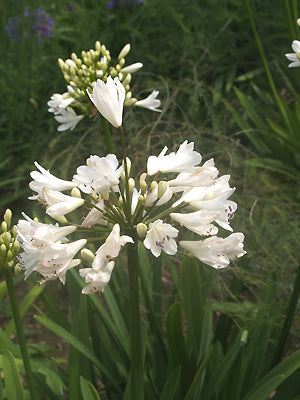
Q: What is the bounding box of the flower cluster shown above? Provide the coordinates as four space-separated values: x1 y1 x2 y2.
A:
48 41 161 131
5 7 54 43
16 140 246 294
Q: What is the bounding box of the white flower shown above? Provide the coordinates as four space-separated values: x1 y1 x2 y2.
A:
47 94 74 114
143 219 178 257
42 189 85 220
170 210 219 236
135 90 161 112
147 141 202 176
80 224 133 294
121 62 143 73
16 213 76 248
168 159 219 192
29 162 76 200
80 261 115 294
93 224 133 270
73 154 122 196
16 214 86 282
87 76 125 128
180 233 246 269
173 175 235 210
54 107 84 131
286 40 300 67
214 201 237 232
81 199 107 227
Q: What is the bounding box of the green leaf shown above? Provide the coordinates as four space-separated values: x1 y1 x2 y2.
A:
5 284 44 337
166 302 194 395
159 366 181 400
201 330 248 399
181 258 203 358
80 377 101 400
34 314 122 394
3 350 26 400
242 349 300 400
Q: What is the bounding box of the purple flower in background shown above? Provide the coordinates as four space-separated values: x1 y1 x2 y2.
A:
106 0 143 9
4 7 54 42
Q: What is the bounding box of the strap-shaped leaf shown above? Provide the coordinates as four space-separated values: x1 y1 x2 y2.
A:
3 350 26 400
80 376 101 400
159 366 181 400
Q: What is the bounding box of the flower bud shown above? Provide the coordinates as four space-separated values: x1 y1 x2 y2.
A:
0 244 6 257
101 45 106 55
124 98 137 107
1 221 8 233
122 73 132 86
58 58 64 69
96 70 104 78
95 41 101 53
71 187 82 198
7 250 13 262
14 264 21 276
118 44 131 60
12 239 20 255
140 180 147 194
12 226 18 238
119 196 124 208
4 209 12 227
118 58 125 67
81 248 95 263
3 232 11 247
128 178 135 192
158 181 168 198
122 157 131 176
150 181 158 191
297 18 300 27
136 223 147 240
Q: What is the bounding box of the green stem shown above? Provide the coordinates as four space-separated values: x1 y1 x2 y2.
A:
127 243 144 400
101 116 114 153
4 269 38 400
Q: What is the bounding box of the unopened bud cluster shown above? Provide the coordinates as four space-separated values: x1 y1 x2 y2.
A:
0 209 20 274
48 41 145 131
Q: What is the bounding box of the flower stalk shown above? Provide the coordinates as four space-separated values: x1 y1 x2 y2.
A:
4 269 38 400
127 242 144 400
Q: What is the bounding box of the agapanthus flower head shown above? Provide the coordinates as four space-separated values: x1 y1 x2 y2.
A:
48 40 161 131
18 141 245 293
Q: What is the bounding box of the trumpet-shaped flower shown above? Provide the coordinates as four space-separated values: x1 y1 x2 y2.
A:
29 161 76 199
54 107 84 131
87 76 125 128
286 40 300 68
147 141 202 175
42 189 85 220
16 214 86 282
47 94 74 114
80 261 115 294
73 154 122 196
143 219 178 257
170 209 219 236
180 233 246 269
168 159 219 192
80 224 133 294
93 224 133 270
173 175 235 210
135 90 161 112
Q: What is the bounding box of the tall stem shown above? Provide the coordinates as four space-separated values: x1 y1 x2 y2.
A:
4 269 38 400
127 243 143 400
100 116 114 153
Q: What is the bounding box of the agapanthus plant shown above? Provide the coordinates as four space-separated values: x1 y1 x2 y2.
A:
48 41 161 132
17 74 245 400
